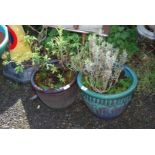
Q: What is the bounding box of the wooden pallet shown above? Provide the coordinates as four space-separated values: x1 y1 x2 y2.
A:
48 25 110 36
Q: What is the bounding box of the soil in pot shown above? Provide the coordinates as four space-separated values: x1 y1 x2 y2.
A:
34 67 75 90
0 32 4 44
82 70 132 94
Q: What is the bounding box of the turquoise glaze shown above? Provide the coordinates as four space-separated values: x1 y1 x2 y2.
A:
0 25 9 56
77 65 138 119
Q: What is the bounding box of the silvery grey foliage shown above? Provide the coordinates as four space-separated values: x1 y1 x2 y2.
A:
71 34 128 93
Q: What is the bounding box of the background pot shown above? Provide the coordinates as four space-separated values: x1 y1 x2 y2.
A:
0 25 9 57
31 68 78 109
3 61 34 84
77 66 138 119
137 25 155 40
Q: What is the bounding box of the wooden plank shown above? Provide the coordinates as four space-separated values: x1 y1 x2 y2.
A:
48 25 109 36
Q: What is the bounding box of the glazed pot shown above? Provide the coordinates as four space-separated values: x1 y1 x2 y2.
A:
0 25 9 56
137 25 155 40
31 62 78 109
77 65 138 119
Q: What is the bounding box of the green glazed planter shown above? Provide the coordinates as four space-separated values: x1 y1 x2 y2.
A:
0 25 9 57
77 65 138 119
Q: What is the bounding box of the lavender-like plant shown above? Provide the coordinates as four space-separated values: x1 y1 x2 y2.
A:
71 34 128 93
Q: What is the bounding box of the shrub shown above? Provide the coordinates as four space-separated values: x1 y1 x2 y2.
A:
71 34 128 93
106 26 139 58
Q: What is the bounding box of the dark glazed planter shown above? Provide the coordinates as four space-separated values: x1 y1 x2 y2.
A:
77 66 138 119
31 64 78 109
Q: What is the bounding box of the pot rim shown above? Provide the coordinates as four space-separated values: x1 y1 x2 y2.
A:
31 66 77 94
137 25 155 40
0 25 9 49
77 65 138 100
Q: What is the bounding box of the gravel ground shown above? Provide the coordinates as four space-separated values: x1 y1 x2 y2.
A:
0 66 154 129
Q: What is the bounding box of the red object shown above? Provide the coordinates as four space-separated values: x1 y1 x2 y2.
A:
7 26 17 50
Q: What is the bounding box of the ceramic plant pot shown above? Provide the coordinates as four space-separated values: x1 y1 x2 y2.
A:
77 66 138 119
31 61 78 109
0 25 9 56
137 25 155 40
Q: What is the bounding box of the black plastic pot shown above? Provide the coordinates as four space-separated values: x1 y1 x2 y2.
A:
31 62 78 109
3 61 34 84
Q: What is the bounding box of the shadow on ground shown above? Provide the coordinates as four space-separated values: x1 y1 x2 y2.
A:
21 90 155 129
